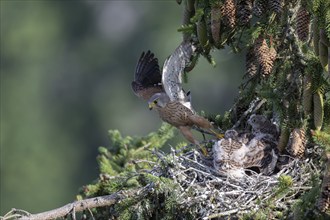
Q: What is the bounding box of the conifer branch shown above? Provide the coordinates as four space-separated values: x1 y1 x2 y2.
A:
1 186 152 220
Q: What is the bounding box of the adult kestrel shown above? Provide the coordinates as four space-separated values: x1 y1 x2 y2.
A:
132 41 218 145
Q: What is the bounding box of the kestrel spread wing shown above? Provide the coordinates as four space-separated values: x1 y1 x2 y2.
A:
131 51 164 100
132 41 215 145
162 41 196 108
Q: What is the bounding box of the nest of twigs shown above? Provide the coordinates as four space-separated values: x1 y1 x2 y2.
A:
149 143 324 219
1 140 326 220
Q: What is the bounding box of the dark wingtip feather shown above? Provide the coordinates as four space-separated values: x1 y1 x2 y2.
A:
131 50 164 100
133 50 161 87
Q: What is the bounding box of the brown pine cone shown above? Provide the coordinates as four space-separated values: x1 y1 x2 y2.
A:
211 2 222 44
262 46 277 76
287 128 306 158
302 74 313 115
277 126 290 153
253 0 268 17
317 155 330 212
254 37 269 63
245 47 258 78
237 0 253 26
221 0 236 29
296 6 310 42
269 0 283 14
254 37 277 76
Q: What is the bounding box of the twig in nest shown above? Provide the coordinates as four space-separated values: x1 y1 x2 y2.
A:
156 147 321 218
204 208 239 219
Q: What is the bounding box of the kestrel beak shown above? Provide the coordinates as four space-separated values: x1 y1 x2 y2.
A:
148 102 156 110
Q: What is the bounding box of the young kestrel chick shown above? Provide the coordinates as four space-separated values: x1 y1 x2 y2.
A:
213 129 278 177
248 114 279 138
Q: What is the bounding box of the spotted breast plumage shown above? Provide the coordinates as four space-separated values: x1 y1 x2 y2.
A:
213 128 278 177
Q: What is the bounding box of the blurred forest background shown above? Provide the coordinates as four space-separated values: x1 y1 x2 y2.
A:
0 0 244 214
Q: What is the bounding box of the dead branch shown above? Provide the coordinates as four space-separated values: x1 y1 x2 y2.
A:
1 186 151 220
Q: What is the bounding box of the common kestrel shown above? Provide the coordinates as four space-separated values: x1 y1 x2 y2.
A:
213 129 278 177
132 41 218 145
248 114 279 139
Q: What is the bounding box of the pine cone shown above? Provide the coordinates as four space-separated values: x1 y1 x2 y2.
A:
320 29 330 47
312 19 320 56
254 37 269 64
197 18 208 47
253 0 268 17
182 2 193 41
317 156 330 212
237 0 253 25
245 47 258 78
328 45 330 77
313 91 324 131
262 46 277 75
277 126 290 153
211 2 222 44
319 40 329 69
317 181 330 213
182 2 192 25
302 74 313 115
269 0 282 14
254 37 277 76
287 128 306 158
187 0 195 12
296 6 310 42
221 0 236 29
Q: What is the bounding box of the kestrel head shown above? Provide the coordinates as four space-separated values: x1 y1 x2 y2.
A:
148 92 170 110
248 114 267 130
224 129 238 139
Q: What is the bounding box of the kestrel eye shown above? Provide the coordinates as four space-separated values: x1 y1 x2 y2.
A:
154 100 158 104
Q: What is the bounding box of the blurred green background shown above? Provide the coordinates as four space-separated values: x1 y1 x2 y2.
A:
0 1 244 214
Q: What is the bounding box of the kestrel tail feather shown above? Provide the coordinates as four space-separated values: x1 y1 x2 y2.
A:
188 115 212 129
189 114 224 138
